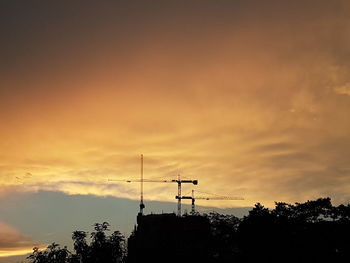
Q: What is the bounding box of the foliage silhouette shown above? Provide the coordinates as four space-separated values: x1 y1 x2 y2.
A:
27 198 350 263
27 243 70 263
28 222 125 263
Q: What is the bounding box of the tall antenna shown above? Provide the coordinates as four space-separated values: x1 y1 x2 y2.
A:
177 174 181 216
192 189 195 213
139 154 145 215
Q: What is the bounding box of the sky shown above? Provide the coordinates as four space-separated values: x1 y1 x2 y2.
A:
1 0 350 261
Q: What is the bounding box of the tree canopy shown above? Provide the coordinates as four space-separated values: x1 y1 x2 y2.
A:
27 198 350 263
28 222 125 263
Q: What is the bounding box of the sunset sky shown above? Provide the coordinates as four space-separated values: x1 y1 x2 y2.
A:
1 0 350 261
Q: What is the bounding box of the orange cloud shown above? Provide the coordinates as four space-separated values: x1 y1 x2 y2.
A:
0 222 43 258
334 83 350 96
1 0 350 208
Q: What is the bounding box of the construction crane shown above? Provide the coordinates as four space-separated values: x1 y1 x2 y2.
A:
108 155 198 216
176 190 244 214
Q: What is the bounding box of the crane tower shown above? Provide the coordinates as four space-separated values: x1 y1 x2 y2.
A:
108 155 198 216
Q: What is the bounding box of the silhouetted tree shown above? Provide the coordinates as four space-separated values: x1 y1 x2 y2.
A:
72 231 89 263
27 247 47 263
108 231 126 262
28 222 125 263
27 243 70 263
27 199 350 263
234 198 350 262
204 212 240 262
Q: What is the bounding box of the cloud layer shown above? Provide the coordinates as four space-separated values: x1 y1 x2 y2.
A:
1 0 350 208
0 222 40 258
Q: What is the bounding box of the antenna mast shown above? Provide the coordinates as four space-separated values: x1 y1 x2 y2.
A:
139 154 145 215
177 174 181 216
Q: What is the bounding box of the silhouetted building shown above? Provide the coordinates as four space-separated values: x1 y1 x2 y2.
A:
127 213 211 263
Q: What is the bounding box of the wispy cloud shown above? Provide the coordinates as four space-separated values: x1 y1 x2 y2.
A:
1 0 350 208
334 83 350 96
0 222 43 258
